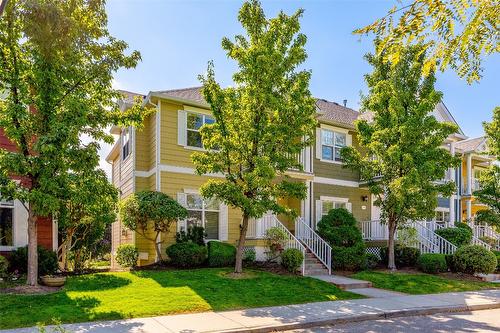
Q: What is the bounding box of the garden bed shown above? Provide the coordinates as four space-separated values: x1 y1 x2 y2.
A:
0 267 362 330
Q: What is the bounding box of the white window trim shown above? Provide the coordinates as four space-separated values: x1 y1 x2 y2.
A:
181 190 221 241
320 196 349 203
121 127 132 162
0 200 15 251
185 111 215 150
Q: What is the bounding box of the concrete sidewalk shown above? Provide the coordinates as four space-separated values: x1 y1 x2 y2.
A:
2 289 500 333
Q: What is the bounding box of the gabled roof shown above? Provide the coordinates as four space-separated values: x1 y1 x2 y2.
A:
315 99 359 129
118 90 145 104
152 87 206 106
454 136 487 153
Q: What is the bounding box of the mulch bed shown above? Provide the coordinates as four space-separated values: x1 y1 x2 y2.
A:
0 284 61 295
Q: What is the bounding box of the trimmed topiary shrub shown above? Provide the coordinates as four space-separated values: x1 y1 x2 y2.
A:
243 247 256 263
207 241 236 267
0 255 8 278
115 244 139 268
380 245 421 267
281 248 304 273
435 227 472 247
317 208 366 271
453 245 497 274
364 252 379 269
417 253 447 273
9 246 58 276
166 242 207 268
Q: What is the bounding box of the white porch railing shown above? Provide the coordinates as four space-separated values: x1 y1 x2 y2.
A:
246 214 307 275
431 222 492 251
360 220 457 255
473 225 500 251
295 217 331 274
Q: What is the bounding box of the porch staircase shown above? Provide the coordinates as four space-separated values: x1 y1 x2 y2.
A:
303 250 330 276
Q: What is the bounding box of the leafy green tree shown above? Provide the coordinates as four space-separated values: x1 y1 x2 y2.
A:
0 0 145 285
341 44 460 270
57 169 118 271
193 0 317 273
474 107 500 229
119 191 188 261
355 1 499 83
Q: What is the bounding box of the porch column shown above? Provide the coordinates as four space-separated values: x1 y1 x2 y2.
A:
466 153 472 195
301 180 312 226
466 199 472 221
449 142 456 224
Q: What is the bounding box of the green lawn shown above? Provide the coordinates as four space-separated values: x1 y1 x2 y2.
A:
352 271 500 295
0 268 361 329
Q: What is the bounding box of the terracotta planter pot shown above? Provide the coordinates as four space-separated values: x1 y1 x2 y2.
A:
40 275 66 287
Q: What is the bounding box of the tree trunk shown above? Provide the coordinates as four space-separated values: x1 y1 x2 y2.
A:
27 203 38 286
235 214 249 274
387 216 397 271
154 231 163 263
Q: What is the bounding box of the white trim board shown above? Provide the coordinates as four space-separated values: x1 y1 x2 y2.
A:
135 164 225 179
313 176 359 188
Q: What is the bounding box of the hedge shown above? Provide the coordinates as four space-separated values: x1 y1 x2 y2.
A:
207 241 236 267
417 253 447 273
453 245 497 274
166 242 207 268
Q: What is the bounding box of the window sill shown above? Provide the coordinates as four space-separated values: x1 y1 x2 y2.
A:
0 246 16 251
182 145 208 152
318 158 344 165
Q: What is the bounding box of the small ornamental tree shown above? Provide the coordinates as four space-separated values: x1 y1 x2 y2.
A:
57 169 118 271
0 0 146 286
119 191 187 261
192 0 317 273
474 107 500 229
341 44 460 270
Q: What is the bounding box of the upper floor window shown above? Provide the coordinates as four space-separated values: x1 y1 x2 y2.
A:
122 128 131 160
321 129 346 162
321 200 346 216
0 199 14 247
186 112 215 148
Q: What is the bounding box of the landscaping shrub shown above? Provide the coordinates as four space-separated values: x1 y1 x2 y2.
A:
364 252 379 269
435 227 472 247
380 245 420 267
243 247 256 263
317 208 366 270
175 225 206 246
480 236 497 248
207 241 236 267
281 248 304 273
0 255 8 278
455 222 473 232
493 251 500 272
264 227 288 261
453 245 497 274
115 244 139 268
166 242 207 268
445 254 457 272
9 246 58 276
417 253 447 273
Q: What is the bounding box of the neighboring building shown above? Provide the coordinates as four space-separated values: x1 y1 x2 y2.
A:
0 128 57 256
107 87 497 269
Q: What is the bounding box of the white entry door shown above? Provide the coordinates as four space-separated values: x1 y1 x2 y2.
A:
371 194 381 221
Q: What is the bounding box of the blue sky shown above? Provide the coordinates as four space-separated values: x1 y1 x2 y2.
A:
101 0 499 173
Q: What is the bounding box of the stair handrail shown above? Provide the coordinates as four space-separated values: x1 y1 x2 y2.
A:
263 214 307 275
295 217 332 275
433 222 492 251
413 220 457 255
473 224 500 251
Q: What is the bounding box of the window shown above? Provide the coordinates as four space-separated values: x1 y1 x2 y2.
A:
185 193 219 239
0 199 14 247
186 112 215 148
122 128 131 160
321 129 346 162
435 210 450 223
321 200 346 216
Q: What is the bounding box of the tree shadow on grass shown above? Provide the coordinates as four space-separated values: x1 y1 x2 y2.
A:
0 290 124 330
65 273 131 292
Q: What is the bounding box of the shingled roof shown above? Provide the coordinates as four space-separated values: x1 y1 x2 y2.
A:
454 137 487 153
118 90 145 104
150 87 359 128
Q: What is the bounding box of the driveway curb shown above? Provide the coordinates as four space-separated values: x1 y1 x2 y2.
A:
219 302 500 333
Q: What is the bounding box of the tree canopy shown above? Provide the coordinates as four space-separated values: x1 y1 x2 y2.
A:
341 44 460 269
355 0 499 83
0 0 146 285
193 0 317 273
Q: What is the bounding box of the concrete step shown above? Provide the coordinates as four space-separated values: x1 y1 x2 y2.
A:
476 273 500 282
311 274 373 290
304 268 330 276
